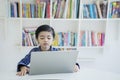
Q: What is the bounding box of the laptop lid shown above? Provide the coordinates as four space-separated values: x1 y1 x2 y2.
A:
29 51 79 75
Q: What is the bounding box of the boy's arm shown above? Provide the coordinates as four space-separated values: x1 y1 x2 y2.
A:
17 47 40 72
17 53 31 72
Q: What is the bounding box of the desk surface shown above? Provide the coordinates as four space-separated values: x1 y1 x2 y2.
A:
0 68 120 80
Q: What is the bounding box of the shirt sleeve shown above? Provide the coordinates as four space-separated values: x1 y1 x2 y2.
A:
17 49 34 72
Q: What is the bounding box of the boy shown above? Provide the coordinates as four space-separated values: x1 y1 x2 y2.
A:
16 25 80 76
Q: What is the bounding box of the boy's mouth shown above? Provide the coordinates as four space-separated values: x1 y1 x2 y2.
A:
43 43 49 46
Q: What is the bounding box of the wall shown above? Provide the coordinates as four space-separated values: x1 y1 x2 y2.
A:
79 42 120 74
95 42 120 73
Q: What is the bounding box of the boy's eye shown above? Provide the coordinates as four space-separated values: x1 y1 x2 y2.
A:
40 37 44 39
48 37 51 39
39 37 51 40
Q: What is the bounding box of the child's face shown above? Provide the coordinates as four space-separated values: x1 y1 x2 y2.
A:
37 31 53 51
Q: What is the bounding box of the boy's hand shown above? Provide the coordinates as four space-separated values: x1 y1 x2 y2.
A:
16 65 79 76
16 66 29 76
74 64 80 72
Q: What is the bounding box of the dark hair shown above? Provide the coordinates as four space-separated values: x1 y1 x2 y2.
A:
35 25 55 39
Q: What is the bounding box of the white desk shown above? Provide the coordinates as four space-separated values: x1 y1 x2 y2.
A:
0 68 120 80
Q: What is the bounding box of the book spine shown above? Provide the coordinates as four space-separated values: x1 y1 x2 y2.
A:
96 1 102 18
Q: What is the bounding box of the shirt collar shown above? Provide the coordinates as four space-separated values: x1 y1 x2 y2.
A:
39 46 52 51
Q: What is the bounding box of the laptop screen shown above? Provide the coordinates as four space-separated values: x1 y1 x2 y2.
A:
29 51 79 75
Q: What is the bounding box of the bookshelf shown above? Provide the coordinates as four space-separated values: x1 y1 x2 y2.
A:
105 20 120 45
0 19 5 42
0 0 6 18
0 0 6 42
0 0 120 59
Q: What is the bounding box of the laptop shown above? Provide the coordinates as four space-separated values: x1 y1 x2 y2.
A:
29 51 79 75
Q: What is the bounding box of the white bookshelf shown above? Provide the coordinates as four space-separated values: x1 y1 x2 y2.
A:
105 20 120 45
0 0 6 18
0 0 120 59
0 19 6 42
0 0 6 42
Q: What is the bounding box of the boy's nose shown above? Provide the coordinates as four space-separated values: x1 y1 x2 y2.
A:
44 38 48 41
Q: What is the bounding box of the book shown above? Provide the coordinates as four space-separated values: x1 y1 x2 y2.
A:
96 0 102 18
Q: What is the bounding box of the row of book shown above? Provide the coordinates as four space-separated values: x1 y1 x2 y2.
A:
52 32 78 46
22 27 78 47
22 0 50 18
109 1 120 18
10 0 50 18
10 2 20 17
22 27 38 46
10 0 80 18
10 0 120 19
22 27 105 47
52 0 80 18
83 0 108 18
79 30 105 47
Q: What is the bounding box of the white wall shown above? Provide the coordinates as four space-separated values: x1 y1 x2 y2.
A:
0 41 27 72
95 42 120 73
79 43 120 74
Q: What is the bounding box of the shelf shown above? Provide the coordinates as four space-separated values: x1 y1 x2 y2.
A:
0 17 6 19
80 18 107 21
7 17 21 21
50 18 79 21
78 46 104 49
107 18 120 21
53 46 77 49
21 18 50 20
